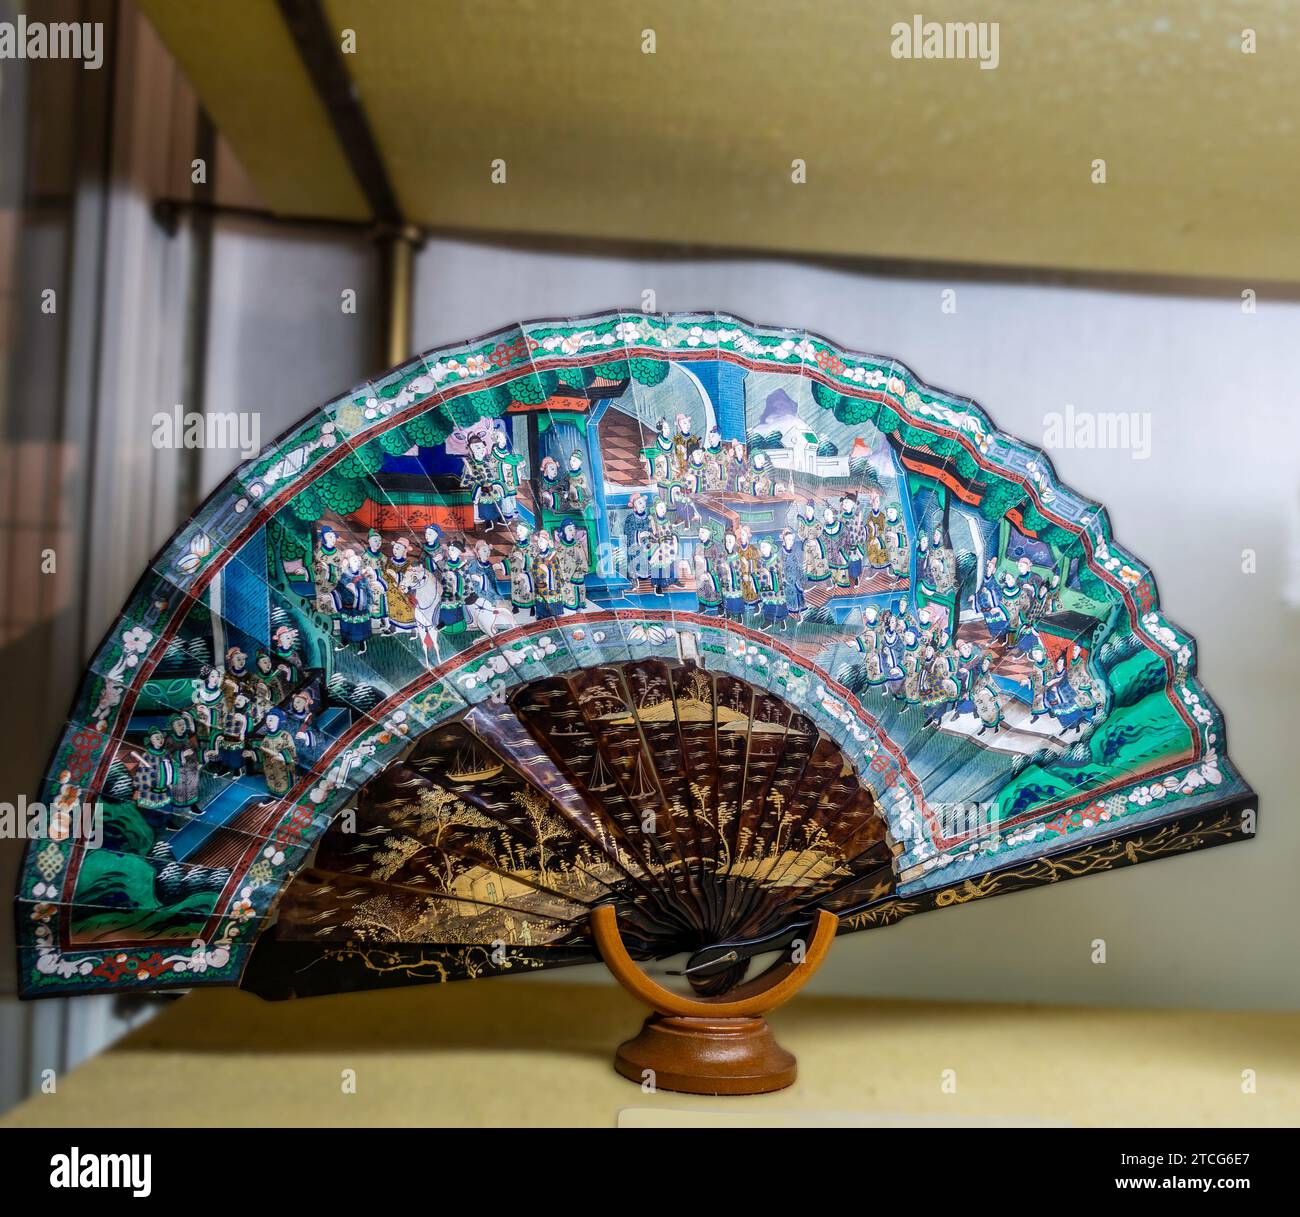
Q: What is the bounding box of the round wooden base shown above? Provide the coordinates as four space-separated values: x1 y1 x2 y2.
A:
613 1012 797 1095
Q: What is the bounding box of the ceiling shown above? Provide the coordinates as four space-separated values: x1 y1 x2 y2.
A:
140 0 1300 281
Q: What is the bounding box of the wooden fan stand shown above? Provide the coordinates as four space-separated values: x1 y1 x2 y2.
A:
590 905 838 1095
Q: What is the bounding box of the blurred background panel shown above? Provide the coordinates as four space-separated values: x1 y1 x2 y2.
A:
1 0 1297 1114
139 0 1300 281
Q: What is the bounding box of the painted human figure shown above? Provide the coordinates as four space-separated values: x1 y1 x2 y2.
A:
1007 558 1040 642
212 691 253 775
623 494 651 582
539 455 566 512
565 451 590 514
865 492 889 570
855 605 886 686
975 557 1009 637
928 527 956 594
900 630 925 706
701 444 726 492
756 538 788 629
972 656 1006 734
530 530 566 619
257 708 298 797
556 518 588 611
1044 654 1083 730
439 540 470 633
132 729 174 819
686 446 710 496
953 639 984 716
1027 644 1054 721
1067 644 1101 719
779 528 806 619
332 551 373 653
368 536 414 631
718 531 746 619
725 439 748 492
822 506 851 589
166 712 202 817
840 495 867 584
1025 572 1061 632
271 624 302 675
312 525 342 616
999 569 1026 638
497 522 536 619
916 606 944 655
363 565 389 637
671 412 698 480
736 525 762 615
492 428 523 521
467 539 499 604
916 535 932 594
879 613 905 696
249 651 283 720
224 645 252 697
883 506 909 579
421 523 444 577
191 666 224 752
284 689 318 767
461 434 506 531
646 499 679 595
922 643 960 727
748 450 776 497
644 417 676 484
796 502 830 583
360 530 395 635
694 525 723 616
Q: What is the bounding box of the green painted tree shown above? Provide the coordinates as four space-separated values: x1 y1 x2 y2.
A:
507 373 557 407
629 357 670 386
977 477 1025 524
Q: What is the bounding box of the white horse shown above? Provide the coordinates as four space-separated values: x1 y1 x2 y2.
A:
400 566 443 668
465 588 515 638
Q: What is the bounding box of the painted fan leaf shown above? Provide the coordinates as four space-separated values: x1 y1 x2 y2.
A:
17 312 1254 999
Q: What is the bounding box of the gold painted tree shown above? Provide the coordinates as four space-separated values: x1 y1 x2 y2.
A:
511 787 567 880
413 786 499 847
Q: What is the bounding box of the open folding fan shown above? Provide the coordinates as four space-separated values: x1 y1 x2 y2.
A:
18 312 1255 1094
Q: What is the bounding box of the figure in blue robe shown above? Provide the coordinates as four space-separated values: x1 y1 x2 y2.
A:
332 559 373 652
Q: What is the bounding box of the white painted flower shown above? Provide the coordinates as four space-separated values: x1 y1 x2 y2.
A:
123 627 153 655
614 321 641 343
